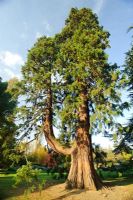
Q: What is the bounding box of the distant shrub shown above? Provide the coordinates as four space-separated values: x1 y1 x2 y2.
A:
97 166 133 179
51 172 68 180
118 172 123 177
52 173 60 180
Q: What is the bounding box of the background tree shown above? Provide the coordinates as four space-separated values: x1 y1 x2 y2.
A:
27 140 49 166
93 145 107 169
18 8 126 190
0 78 18 168
114 27 133 155
123 30 133 149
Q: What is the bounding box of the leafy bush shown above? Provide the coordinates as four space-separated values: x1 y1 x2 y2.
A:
14 162 45 195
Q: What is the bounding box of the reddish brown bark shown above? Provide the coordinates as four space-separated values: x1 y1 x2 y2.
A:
43 86 103 190
43 86 73 155
66 91 103 189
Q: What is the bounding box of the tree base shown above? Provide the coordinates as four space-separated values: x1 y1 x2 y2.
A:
65 178 103 190
65 147 104 190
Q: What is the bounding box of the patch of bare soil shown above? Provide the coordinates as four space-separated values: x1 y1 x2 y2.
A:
13 180 133 200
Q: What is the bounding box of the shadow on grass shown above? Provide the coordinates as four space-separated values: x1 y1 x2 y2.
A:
0 175 25 200
103 176 133 187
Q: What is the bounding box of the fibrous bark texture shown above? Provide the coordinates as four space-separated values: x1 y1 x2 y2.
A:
43 88 103 190
66 91 103 190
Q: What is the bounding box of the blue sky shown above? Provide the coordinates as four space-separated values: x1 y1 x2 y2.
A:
0 0 133 148
0 0 133 81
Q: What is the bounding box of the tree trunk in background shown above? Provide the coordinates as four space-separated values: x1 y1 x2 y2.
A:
66 91 103 190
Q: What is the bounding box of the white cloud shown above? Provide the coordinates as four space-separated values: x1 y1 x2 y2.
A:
0 51 24 68
93 0 106 16
0 51 24 80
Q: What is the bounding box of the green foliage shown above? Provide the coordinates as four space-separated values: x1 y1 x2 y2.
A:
15 36 57 140
14 162 39 185
14 162 46 196
114 28 133 153
51 172 67 180
0 78 19 168
124 36 133 144
93 145 107 168
55 8 126 136
97 168 133 179
52 152 70 172
98 170 118 179
17 8 127 150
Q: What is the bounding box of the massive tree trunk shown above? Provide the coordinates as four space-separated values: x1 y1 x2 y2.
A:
43 86 103 190
66 91 103 190
66 137 102 190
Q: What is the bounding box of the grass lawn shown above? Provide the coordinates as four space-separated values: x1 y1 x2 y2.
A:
0 172 133 200
0 172 54 200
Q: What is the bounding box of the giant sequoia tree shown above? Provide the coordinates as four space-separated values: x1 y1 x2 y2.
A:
19 8 124 190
